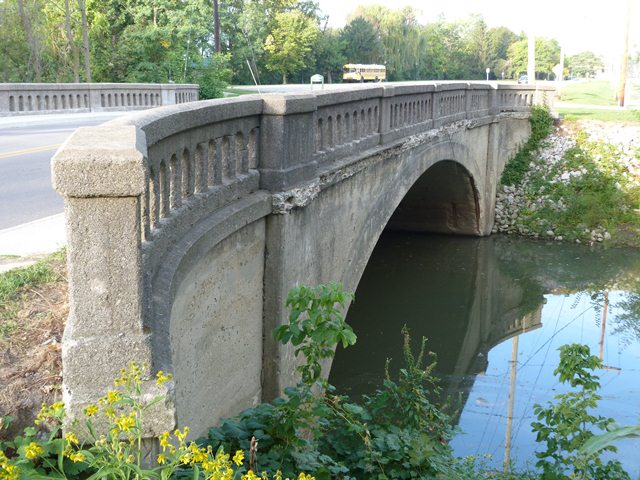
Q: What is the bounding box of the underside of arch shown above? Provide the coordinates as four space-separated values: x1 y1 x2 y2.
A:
386 160 481 235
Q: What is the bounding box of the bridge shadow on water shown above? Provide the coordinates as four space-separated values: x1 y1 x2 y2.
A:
329 231 640 473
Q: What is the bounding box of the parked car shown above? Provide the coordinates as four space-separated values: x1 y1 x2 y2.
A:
518 75 528 84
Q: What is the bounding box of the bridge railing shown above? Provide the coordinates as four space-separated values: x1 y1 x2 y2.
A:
51 81 554 436
0 83 198 116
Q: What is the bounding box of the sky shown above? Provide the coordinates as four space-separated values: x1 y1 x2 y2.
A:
316 0 639 60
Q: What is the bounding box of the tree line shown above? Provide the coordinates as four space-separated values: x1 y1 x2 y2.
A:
1 0 605 96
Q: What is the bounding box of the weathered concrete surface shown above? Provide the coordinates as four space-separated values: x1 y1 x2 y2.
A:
52 82 553 438
262 116 532 396
170 220 265 435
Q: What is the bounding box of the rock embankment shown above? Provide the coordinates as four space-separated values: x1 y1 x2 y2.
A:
493 120 640 245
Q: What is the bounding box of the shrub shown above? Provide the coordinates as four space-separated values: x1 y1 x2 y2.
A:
531 344 630 480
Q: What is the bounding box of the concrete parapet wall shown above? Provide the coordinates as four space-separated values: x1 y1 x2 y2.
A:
0 83 198 116
52 82 553 439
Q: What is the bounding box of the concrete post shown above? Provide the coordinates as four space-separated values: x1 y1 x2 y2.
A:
52 124 175 435
379 85 396 141
258 94 318 191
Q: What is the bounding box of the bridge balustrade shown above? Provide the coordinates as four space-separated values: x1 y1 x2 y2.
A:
0 83 198 115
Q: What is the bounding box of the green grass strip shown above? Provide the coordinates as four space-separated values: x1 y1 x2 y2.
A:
0 249 66 304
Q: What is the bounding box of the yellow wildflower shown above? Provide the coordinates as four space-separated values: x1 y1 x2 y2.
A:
297 473 315 480
69 452 86 463
1 450 20 480
241 470 260 480
115 413 136 432
84 404 99 417
105 390 122 404
157 454 168 465
156 370 173 386
65 432 80 446
232 450 244 467
188 443 208 463
174 426 189 443
159 431 171 450
24 442 44 460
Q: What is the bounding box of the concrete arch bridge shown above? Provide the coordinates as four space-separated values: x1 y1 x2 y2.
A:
52 82 553 437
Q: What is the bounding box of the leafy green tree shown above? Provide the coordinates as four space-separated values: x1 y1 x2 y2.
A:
264 10 318 83
567 51 604 78
313 26 346 83
339 16 383 65
189 53 232 99
507 36 560 80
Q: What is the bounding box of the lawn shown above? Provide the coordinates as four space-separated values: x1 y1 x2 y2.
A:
557 79 618 106
557 107 640 123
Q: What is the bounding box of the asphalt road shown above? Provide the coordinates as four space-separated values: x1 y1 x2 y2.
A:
0 113 124 230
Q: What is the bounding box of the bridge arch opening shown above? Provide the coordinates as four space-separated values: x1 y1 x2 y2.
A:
386 160 481 236
327 159 483 391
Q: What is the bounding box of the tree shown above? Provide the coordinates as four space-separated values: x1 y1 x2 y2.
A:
567 51 604 78
313 26 345 83
507 36 560 80
264 10 318 83
339 16 383 65
16 0 43 81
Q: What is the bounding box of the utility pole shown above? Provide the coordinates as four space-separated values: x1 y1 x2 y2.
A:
617 0 631 106
213 0 221 53
527 30 535 83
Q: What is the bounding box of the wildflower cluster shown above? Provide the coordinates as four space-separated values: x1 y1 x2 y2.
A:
0 450 19 480
1 360 316 480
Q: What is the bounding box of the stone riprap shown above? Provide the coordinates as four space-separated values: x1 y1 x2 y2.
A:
0 83 198 116
493 121 640 244
51 82 553 439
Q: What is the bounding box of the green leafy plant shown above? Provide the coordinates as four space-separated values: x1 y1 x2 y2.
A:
274 283 356 387
204 285 465 479
500 105 554 187
0 363 312 480
530 344 630 480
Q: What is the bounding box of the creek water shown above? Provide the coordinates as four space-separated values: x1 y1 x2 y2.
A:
329 231 640 475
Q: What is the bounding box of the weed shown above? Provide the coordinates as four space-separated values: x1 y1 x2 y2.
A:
531 344 630 480
0 249 65 304
501 106 554 187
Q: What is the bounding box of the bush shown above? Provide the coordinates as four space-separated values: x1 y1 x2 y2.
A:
501 106 554 187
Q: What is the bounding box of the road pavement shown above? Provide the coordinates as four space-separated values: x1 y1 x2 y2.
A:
0 112 125 267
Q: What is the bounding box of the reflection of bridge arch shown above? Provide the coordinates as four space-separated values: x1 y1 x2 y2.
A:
53 83 553 438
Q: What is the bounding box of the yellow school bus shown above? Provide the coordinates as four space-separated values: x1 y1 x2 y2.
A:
342 64 386 83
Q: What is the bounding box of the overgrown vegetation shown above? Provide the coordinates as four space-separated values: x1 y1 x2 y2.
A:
497 107 640 246
0 249 67 440
500 105 554 187
1 363 309 480
2 283 636 479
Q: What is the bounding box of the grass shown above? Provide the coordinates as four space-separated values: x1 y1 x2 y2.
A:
0 249 67 439
557 108 640 123
0 249 65 307
224 87 261 96
558 80 618 106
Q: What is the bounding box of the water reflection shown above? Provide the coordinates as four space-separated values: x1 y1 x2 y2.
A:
329 232 640 475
